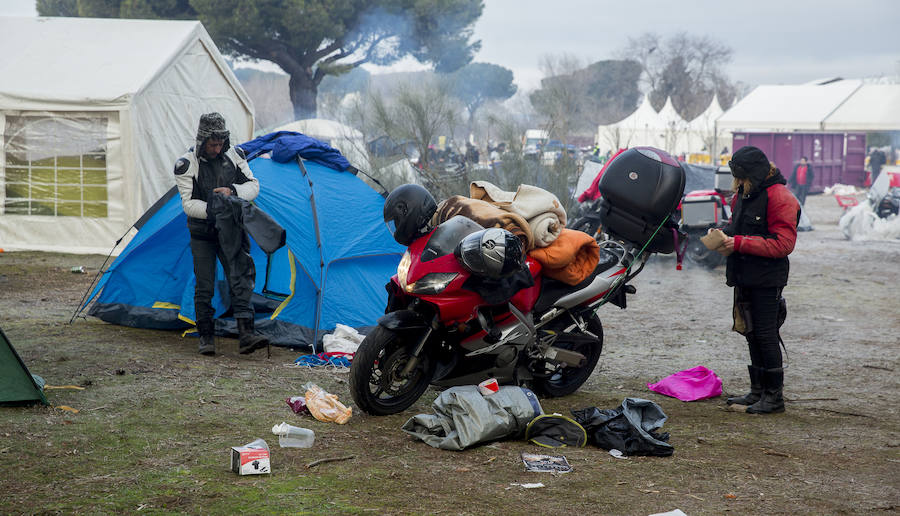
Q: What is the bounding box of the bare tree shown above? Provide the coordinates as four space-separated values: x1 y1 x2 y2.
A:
364 78 465 198
620 32 736 120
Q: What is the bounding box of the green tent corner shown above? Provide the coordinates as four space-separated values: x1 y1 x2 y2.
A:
1 326 49 406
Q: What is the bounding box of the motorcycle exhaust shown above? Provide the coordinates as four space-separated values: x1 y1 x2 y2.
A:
543 346 586 367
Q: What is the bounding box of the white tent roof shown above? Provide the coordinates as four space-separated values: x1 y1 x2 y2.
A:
613 94 662 129
688 95 724 131
0 16 250 111
657 97 685 127
716 80 863 131
0 16 254 254
823 84 900 131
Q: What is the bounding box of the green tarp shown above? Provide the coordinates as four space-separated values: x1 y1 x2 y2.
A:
0 326 49 406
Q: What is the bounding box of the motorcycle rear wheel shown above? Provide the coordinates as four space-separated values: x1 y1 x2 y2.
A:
533 314 603 397
349 326 435 416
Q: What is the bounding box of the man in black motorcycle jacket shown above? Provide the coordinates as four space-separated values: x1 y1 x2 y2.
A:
174 112 268 356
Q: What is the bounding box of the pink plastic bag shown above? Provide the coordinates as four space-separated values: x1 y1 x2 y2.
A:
647 365 722 401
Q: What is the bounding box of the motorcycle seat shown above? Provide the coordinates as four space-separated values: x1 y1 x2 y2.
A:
533 248 619 314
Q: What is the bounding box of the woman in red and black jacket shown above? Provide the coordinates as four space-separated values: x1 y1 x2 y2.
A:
719 146 801 414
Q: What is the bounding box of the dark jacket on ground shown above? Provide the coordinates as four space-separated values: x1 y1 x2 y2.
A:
723 171 800 288
788 163 814 188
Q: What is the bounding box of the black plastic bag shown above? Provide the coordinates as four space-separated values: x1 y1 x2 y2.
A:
571 397 674 457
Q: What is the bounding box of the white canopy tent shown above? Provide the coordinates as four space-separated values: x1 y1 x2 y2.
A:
657 97 690 154
716 80 864 131
823 84 900 131
597 95 664 152
0 16 253 254
686 95 726 155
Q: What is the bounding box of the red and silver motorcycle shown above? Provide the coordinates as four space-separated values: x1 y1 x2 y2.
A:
349 147 686 415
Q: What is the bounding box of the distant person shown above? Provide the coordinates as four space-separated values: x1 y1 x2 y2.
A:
174 113 269 356
465 144 480 166
718 146 800 415
869 147 887 183
788 156 814 206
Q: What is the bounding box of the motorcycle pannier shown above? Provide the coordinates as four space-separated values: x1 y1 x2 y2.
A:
597 147 686 253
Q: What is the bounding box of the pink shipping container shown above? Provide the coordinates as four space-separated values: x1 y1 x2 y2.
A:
732 132 866 191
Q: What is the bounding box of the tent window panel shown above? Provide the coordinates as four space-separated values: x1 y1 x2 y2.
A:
84 169 106 184
5 183 28 199
58 169 81 183
58 185 81 201
31 168 55 184
84 154 106 168
30 202 54 216
82 202 107 218
6 168 27 182
57 202 82 217
83 185 107 202
2 114 108 218
31 183 55 200
4 201 29 214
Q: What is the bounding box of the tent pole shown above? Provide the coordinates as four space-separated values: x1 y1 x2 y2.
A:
68 230 127 324
297 157 325 353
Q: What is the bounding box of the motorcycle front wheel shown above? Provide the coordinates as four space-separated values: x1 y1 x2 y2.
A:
349 326 435 416
533 314 603 397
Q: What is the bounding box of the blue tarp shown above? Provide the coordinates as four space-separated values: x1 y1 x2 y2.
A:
82 133 402 349
239 131 351 171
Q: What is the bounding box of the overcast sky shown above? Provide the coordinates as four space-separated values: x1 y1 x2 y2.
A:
4 0 898 90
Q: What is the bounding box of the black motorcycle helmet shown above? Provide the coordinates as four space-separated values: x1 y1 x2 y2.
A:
383 184 438 246
454 228 525 278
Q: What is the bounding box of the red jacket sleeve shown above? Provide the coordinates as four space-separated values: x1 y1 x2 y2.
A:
734 184 800 258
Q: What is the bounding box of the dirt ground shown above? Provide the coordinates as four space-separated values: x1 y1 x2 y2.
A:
1 192 898 515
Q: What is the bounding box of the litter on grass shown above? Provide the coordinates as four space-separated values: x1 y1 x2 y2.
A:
521 452 572 473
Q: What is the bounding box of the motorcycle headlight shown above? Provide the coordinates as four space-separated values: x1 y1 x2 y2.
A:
407 272 459 295
397 251 411 291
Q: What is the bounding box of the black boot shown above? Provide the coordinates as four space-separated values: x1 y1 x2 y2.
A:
727 365 763 406
237 317 269 355
197 319 216 356
747 368 785 414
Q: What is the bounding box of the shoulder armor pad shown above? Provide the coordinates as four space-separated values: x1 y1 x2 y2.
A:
174 158 189 175
235 146 247 159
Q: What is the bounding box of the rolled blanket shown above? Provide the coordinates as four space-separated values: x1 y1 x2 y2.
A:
471 181 566 248
431 195 535 250
528 228 600 285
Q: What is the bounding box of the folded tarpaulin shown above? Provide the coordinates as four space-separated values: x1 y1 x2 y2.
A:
237 131 351 171
647 365 723 401
402 385 543 451
572 397 674 457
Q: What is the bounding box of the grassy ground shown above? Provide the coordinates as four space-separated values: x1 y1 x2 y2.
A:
1 194 899 514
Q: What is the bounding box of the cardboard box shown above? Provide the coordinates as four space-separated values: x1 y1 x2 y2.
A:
231 438 270 475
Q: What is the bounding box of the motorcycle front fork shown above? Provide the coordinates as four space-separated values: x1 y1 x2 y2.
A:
399 315 439 378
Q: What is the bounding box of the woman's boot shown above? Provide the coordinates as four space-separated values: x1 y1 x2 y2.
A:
197 319 216 356
747 368 785 414
237 317 269 354
726 365 763 406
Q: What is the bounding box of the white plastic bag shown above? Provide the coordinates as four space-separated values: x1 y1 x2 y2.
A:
322 324 365 354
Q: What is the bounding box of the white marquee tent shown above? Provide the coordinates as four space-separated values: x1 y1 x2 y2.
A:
686 95 726 155
821 84 900 131
597 95 664 152
0 16 254 254
716 80 865 132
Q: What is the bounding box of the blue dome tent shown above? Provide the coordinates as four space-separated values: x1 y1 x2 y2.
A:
75 132 404 350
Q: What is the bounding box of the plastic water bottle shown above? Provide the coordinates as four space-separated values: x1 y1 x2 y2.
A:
271 422 315 448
